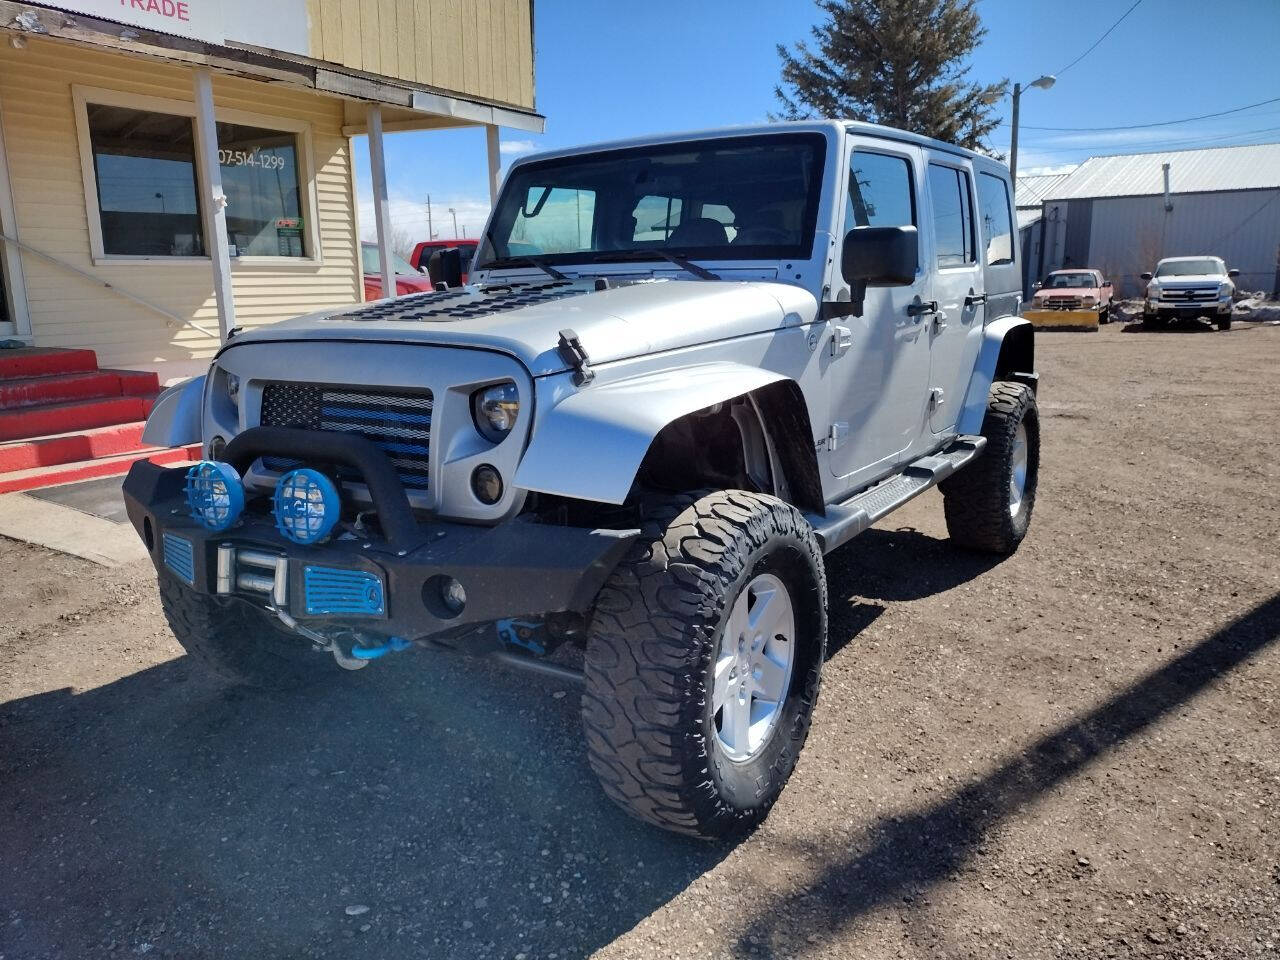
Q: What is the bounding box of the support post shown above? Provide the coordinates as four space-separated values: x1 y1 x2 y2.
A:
486 124 501 205
367 104 395 299
192 67 235 341
1008 81 1022 185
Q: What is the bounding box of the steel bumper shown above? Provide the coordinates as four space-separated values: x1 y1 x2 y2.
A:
123 460 638 644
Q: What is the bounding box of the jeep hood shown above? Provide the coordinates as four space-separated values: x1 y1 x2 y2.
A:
225 279 815 376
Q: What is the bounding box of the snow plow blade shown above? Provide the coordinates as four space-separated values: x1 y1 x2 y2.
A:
1021 309 1099 331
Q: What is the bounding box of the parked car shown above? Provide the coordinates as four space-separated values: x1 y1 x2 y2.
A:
410 238 479 284
128 120 1040 839
1030 268 1113 323
361 242 434 300
1142 256 1238 330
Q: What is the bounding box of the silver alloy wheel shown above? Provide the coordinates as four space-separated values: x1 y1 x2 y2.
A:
711 572 796 763
1009 420 1029 517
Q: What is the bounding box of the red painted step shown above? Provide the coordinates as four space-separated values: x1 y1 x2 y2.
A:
0 347 99 381
104 368 161 397
0 444 200 495
0 395 154 442
0 370 130 409
0 421 150 472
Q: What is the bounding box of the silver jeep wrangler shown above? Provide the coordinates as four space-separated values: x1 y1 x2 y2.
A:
127 121 1039 838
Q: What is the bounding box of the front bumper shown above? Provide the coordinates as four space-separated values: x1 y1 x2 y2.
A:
1145 298 1232 315
124 460 638 646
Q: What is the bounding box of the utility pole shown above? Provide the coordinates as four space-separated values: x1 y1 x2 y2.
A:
426 195 435 240
448 207 458 236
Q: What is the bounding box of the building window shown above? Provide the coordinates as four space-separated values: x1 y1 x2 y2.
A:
217 121 306 258
977 172 1014 266
87 104 205 257
928 163 976 267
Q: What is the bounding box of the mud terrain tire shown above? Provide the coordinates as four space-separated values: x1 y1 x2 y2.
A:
940 381 1040 554
581 491 827 839
159 574 333 689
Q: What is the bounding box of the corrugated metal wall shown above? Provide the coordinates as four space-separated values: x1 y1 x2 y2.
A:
0 37 362 367
1083 190 1280 297
306 0 535 110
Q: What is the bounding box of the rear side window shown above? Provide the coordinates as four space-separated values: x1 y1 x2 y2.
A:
976 172 1014 266
928 163 976 267
846 151 915 229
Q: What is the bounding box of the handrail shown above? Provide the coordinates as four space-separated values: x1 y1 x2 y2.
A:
0 233 218 339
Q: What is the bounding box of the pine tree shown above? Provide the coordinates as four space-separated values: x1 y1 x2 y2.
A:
774 0 1007 151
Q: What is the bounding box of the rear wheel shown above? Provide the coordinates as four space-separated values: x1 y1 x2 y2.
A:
940 381 1040 554
159 574 334 689
581 491 827 839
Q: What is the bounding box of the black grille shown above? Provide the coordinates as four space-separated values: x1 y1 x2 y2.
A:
1161 287 1217 303
258 383 433 490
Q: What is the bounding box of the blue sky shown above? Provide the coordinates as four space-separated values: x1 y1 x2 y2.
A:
356 0 1280 242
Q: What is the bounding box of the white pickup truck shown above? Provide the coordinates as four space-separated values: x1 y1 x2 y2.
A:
1142 256 1239 330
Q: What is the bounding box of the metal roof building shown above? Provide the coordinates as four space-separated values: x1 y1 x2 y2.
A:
1032 142 1280 297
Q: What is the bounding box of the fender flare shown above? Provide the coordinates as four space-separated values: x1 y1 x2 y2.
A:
141 375 205 448
515 362 792 505
956 316 1035 435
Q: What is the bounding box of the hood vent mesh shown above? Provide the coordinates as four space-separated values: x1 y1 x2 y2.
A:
338 281 585 322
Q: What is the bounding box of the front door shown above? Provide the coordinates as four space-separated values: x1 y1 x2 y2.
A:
827 139 932 491
924 157 985 435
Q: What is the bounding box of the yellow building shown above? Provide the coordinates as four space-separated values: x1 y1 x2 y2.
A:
0 0 541 378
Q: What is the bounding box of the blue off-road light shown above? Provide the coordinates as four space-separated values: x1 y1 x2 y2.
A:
273 468 340 545
184 460 244 532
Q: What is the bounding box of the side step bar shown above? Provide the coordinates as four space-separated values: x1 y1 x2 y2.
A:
806 435 986 554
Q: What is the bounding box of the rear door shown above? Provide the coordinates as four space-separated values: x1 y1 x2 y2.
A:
924 156 985 435
826 137 932 490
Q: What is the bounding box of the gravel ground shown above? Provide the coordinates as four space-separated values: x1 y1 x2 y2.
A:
2 321 1278 960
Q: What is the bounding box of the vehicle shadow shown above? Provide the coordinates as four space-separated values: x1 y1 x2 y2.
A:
0 650 731 959
1121 317 1218 333
822 526 1003 658
730 591 1280 957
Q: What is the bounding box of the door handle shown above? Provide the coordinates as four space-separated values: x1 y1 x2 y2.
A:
907 299 939 318
965 293 987 307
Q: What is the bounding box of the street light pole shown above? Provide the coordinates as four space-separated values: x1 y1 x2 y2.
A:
1007 74 1056 185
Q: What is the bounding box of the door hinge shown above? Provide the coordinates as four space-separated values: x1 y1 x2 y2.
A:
830 325 853 358
932 312 948 334
929 387 946 408
827 422 849 451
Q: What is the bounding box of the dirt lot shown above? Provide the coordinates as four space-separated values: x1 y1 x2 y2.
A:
2 322 1278 960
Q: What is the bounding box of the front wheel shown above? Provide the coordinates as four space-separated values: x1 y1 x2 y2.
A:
1217 315 1232 331
940 381 1040 554
581 491 827 839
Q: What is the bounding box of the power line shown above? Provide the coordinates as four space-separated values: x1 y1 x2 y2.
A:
1019 126 1280 153
1002 96 1280 132
1052 0 1143 77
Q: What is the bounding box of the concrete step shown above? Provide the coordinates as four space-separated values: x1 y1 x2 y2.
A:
0 371 129 409
0 395 155 442
0 347 99 380
0 444 200 495
0 421 151 472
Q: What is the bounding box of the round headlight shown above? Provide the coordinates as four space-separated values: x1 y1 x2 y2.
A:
472 382 520 443
471 464 503 504
226 373 241 402
273 468 341 545
185 460 244 532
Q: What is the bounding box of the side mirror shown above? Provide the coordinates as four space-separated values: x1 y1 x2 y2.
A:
841 226 918 315
427 247 463 289
1032 281 1042 290
1140 272 1153 281
1102 280 1112 288
1227 268 1240 278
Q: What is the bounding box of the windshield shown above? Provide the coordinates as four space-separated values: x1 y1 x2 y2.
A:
361 243 419 276
475 133 827 270
1045 272 1096 288
1156 258 1223 277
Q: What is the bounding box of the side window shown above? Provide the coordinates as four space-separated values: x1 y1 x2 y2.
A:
509 186 597 254
976 171 1014 266
928 164 975 267
632 194 682 242
846 151 914 230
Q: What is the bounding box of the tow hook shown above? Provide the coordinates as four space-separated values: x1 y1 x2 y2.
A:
350 636 412 660
266 599 369 671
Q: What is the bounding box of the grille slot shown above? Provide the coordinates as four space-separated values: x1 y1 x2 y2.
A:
258 383 433 490
303 565 386 617
162 532 196 585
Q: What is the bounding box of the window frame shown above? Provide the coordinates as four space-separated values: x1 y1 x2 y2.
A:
975 170 1015 268
927 161 978 271
72 85 322 268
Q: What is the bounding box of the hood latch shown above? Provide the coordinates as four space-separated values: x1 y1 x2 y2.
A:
557 328 595 386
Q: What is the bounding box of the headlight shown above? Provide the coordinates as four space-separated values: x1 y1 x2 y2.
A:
1082 295 1098 305
1219 282 1233 297
472 382 520 443
1146 283 1161 299
226 373 241 403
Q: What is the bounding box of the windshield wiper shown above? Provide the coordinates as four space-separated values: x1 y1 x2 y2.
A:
587 249 721 281
479 255 569 282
